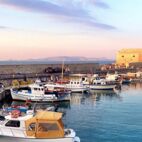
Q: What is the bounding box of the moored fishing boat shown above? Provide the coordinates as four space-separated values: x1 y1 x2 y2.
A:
89 79 116 90
65 79 89 93
0 110 80 142
10 83 57 102
10 83 70 102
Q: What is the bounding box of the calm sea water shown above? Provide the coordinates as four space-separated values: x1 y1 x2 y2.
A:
1 83 142 142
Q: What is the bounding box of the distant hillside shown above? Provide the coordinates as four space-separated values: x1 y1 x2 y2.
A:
0 56 114 65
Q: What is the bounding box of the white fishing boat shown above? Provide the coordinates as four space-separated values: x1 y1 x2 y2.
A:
10 83 58 102
89 79 116 90
65 80 89 93
0 110 80 142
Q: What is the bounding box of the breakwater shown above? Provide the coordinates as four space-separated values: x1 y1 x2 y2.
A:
0 63 99 74
0 63 99 86
0 63 141 87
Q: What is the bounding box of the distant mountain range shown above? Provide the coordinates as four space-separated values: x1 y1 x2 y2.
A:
0 56 114 65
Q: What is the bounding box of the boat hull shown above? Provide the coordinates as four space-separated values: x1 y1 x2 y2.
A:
11 92 57 102
89 85 116 90
11 91 70 102
69 88 88 93
0 135 80 142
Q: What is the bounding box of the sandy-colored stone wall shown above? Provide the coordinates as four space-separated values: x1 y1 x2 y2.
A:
116 49 142 66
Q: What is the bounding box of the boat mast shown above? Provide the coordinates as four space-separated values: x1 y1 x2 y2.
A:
61 60 64 84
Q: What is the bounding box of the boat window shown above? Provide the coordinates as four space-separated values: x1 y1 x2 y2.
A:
71 82 73 84
28 123 36 131
5 120 20 127
38 123 59 132
77 82 79 84
34 88 37 91
101 82 106 85
18 87 31 91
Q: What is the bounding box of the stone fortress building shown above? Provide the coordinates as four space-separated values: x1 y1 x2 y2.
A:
116 48 142 67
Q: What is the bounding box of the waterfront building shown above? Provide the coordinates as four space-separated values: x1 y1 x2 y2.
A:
116 48 142 67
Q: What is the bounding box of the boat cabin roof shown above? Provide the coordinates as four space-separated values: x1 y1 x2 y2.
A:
35 111 62 121
25 111 64 138
29 83 44 89
5 114 33 121
44 84 65 88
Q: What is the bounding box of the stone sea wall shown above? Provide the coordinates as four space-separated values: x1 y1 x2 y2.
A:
0 63 99 74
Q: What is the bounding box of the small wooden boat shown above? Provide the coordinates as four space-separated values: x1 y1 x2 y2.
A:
0 110 80 142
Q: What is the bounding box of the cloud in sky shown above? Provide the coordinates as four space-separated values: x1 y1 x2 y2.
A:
0 0 116 30
0 26 9 29
90 0 110 9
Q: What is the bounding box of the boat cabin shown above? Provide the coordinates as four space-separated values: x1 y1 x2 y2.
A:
0 112 33 137
16 84 45 95
68 80 84 87
44 83 65 92
26 111 64 138
0 111 64 139
28 84 45 95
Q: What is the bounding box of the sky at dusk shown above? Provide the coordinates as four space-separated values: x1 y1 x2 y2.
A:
0 0 142 60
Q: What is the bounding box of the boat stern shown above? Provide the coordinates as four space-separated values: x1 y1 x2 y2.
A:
73 136 80 142
65 129 80 142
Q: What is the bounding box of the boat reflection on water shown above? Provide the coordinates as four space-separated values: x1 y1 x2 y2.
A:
11 101 70 111
1 90 122 115
90 90 122 101
70 90 122 105
0 100 71 117
128 82 142 89
1 90 122 110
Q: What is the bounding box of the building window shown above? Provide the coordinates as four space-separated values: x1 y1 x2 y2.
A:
5 120 20 127
121 55 124 58
133 55 135 58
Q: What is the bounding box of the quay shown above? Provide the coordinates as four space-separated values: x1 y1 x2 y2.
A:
0 62 141 87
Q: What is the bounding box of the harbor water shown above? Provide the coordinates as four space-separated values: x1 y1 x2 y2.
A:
1 83 142 142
